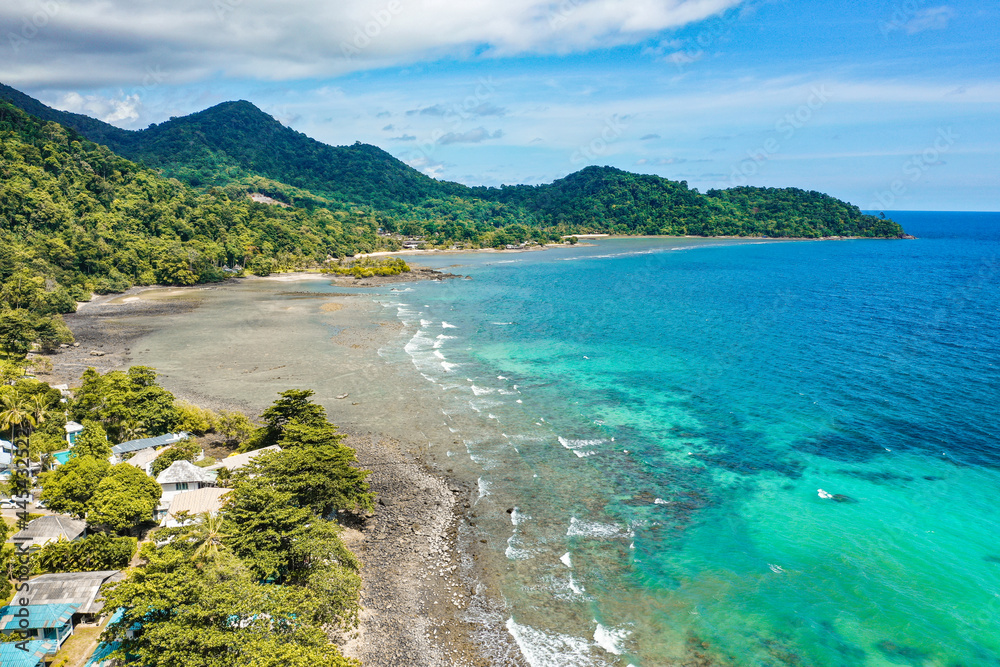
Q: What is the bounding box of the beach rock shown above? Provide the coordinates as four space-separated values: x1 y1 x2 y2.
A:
89 350 105 356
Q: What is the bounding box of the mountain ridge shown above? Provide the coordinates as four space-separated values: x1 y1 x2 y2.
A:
0 82 906 240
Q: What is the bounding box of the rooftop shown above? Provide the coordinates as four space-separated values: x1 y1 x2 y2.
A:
21 571 123 614
0 603 78 630
112 432 189 456
156 459 215 485
12 515 87 549
165 487 230 522
0 640 57 666
125 446 166 470
65 421 84 434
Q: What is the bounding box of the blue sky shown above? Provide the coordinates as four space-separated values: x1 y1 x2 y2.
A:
2 0 997 210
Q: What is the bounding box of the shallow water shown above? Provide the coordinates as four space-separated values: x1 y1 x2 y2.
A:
135 215 1000 666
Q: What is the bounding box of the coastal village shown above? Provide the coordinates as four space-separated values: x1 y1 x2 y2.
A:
1 387 284 667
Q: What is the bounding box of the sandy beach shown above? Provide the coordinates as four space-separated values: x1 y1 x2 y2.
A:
42 275 527 667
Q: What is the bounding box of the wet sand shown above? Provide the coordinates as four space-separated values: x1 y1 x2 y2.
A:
45 276 526 667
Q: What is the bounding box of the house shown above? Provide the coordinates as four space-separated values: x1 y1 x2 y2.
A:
162 487 230 528
111 432 190 462
0 640 57 667
155 460 216 519
19 571 124 624
12 515 87 550
0 603 78 649
64 421 84 446
124 446 168 475
0 439 13 468
204 445 281 473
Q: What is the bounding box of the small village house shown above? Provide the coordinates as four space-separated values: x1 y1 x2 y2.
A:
12 515 87 550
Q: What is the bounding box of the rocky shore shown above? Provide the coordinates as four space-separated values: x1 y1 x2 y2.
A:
41 275 526 667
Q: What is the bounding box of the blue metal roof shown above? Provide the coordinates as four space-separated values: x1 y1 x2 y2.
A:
0 640 56 666
0 604 79 630
84 640 121 667
112 432 189 455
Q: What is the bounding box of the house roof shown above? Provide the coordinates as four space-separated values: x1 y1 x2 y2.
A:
0 640 57 666
112 432 189 456
205 445 281 472
165 487 230 520
12 515 87 549
20 571 123 614
125 446 166 470
0 603 79 630
156 459 215 485
64 421 84 434
0 438 13 452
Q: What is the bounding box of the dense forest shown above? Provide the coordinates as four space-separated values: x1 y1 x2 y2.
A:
0 85 908 352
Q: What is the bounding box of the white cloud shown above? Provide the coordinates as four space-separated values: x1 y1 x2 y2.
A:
0 0 745 87
53 91 142 126
904 6 954 34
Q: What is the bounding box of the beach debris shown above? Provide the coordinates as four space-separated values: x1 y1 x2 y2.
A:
336 393 349 399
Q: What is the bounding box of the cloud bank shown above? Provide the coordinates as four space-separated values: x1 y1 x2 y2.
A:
0 0 744 87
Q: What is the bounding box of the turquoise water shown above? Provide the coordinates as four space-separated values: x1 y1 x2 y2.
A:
383 214 1000 666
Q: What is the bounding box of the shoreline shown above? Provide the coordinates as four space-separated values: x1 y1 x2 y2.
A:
43 278 526 667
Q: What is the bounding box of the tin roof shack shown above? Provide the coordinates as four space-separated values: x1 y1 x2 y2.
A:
204 445 281 473
0 603 78 649
19 571 124 624
162 487 230 528
0 640 57 667
12 515 87 550
111 432 190 463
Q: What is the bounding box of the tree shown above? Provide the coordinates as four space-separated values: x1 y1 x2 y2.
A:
70 366 180 442
39 455 111 518
150 440 201 477
180 512 229 564
222 485 313 581
243 389 329 452
232 441 373 517
35 533 137 573
86 463 162 533
73 419 112 459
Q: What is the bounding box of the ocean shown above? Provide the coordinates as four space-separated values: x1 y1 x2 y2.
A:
131 212 999 666
379 212 1000 666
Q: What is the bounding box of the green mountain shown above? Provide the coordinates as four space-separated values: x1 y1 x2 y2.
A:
0 83 906 241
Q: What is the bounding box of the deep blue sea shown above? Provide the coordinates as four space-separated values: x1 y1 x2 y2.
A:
382 212 1000 666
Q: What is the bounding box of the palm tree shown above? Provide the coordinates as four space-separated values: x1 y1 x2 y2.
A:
0 393 35 442
184 512 229 564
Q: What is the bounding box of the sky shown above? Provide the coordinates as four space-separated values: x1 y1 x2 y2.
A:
1 0 997 211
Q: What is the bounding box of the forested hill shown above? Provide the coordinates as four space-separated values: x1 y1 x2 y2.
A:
0 82 905 242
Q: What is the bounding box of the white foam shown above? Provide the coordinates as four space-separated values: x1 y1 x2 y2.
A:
511 508 531 526
433 350 446 359
567 517 632 539
420 318 433 327
506 535 534 560
478 477 492 498
558 437 606 450
472 385 495 396
505 618 600 667
654 498 669 505
492 321 513 325
594 622 629 655
560 552 572 568
441 362 459 372
573 450 596 457
569 575 585 595
442 321 457 328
